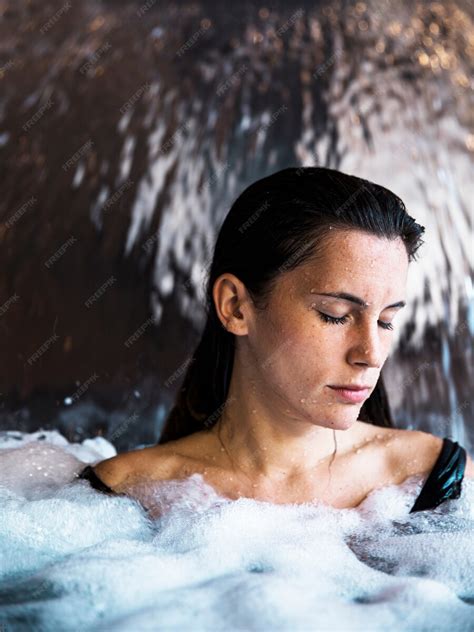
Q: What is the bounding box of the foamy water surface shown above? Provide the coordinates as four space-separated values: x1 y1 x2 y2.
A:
0 430 473 631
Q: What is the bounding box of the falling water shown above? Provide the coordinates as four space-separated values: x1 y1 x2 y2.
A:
0 0 472 450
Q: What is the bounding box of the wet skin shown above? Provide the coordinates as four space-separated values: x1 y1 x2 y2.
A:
90 230 474 511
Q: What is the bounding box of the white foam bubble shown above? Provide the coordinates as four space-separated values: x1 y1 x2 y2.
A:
0 431 473 631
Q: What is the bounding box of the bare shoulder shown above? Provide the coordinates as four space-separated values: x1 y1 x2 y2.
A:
92 443 183 492
386 427 474 482
91 430 216 491
387 428 446 483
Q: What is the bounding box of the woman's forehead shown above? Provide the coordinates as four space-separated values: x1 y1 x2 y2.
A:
281 233 409 300
302 231 408 274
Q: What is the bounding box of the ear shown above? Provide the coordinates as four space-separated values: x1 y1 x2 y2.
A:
212 273 253 336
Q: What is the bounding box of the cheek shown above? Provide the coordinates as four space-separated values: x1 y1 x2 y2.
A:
253 308 337 384
265 329 331 392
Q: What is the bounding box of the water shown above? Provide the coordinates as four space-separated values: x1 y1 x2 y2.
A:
1 431 473 631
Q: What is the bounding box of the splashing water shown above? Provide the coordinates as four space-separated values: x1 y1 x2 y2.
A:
0 432 473 631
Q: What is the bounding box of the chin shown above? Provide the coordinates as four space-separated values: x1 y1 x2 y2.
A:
334 418 356 431
311 415 356 431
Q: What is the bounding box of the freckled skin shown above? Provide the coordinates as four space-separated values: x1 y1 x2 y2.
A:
121 228 409 507
248 230 406 429
96 229 450 509
206 230 409 478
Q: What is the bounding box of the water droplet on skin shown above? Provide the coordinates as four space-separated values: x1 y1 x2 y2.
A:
251 409 257 414
356 448 361 453
220 447 225 452
300 398 306 403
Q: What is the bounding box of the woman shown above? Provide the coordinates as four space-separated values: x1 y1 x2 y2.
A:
77 167 473 514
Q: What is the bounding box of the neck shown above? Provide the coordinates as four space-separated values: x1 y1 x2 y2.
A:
209 365 361 482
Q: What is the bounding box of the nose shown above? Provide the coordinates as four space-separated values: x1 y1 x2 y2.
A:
347 320 386 368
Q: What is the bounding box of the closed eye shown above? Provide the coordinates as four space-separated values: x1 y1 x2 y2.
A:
317 312 394 331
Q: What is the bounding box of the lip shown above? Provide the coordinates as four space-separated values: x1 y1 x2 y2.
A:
329 384 372 391
327 385 371 404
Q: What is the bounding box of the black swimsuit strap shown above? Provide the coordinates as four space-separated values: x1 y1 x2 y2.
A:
409 437 466 513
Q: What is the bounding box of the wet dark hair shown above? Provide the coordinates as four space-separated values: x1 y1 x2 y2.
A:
159 166 425 444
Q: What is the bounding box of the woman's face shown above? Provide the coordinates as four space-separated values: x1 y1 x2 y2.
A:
244 229 409 431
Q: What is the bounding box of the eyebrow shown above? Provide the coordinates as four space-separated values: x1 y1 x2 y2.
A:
315 292 406 310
